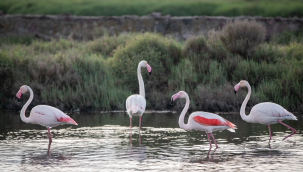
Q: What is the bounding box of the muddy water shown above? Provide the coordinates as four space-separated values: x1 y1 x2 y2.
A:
0 111 302 171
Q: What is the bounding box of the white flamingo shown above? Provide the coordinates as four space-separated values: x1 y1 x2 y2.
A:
171 91 237 148
126 60 151 133
234 80 297 140
16 85 78 151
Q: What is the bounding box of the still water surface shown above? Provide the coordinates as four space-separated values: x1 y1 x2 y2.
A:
0 111 303 171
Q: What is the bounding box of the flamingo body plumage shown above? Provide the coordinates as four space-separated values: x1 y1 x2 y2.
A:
29 105 77 128
249 102 296 125
234 80 297 140
126 60 151 133
126 95 146 117
171 91 237 148
16 85 77 150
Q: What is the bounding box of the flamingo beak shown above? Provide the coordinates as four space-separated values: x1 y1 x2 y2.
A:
170 93 180 105
16 90 22 103
147 64 152 75
234 83 240 94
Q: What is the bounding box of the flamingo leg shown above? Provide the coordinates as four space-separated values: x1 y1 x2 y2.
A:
277 120 297 140
47 127 52 145
268 125 272 140
130 117 132 131
139 116 142 134
130 131 132 146
210 133 219 148
139 132 141 146
47 127 52 155
206 133 212 148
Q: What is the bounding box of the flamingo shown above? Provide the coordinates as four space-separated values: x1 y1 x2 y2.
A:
16 85 78 151
170 91 237 148
234 80 297 140
126 60 151 133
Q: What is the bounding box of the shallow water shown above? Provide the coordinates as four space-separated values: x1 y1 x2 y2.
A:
0 111 302 172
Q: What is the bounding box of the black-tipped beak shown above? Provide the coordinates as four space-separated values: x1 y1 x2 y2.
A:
149 71 151 75
234 90 237 94
170 98 174 105
17 98 20 103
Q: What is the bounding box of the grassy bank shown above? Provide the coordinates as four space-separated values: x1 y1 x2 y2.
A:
1 0 303 18
1 20 303 112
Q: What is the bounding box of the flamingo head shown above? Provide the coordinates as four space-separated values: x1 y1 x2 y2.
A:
140 60 152 75
234 80 248 94
170 91 186 105
16 85 28 99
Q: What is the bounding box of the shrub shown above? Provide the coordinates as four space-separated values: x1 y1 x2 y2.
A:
194 83 259 112
282 42 303 60
0 35 35 45
207 31 229 62
232 59 283 88
182 34 208 57
220 19 266 57
84 33 134 57
31 38 76 54
110 33 182 93
271 29 303 45
252 44 282 63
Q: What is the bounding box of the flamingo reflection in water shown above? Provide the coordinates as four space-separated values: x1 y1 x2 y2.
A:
129 132 146 162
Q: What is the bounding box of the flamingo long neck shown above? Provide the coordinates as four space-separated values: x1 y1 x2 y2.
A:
20 86 32 124
179 95 191 130
137 64 145 98
240 84 253 122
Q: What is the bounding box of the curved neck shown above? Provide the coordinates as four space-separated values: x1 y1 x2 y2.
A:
20 86 33 124
137 64 145 98
240 84 252 122
179 96 191 130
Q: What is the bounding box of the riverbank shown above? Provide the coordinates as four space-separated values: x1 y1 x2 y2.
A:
1 20 303 112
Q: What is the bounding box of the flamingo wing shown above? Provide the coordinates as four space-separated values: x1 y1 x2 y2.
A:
251 102 297 120
30 105 77 127
192 112 237 129
126 95 146 116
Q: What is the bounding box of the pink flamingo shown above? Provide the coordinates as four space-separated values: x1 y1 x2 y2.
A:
126 60 151 133
171 91 237 148
234 80 297 140
16 85 78 150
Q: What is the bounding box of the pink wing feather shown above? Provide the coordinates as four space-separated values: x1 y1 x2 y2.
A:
193 115 236 129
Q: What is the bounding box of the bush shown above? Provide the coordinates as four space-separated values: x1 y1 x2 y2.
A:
206 30 229 62
84 33 134 57
0 35 35 45
271 29 303 45
220 19 266 57
194 83 259 112
182 34 208 58
252 44 282 63
110 33 182 94
1 31 303 112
